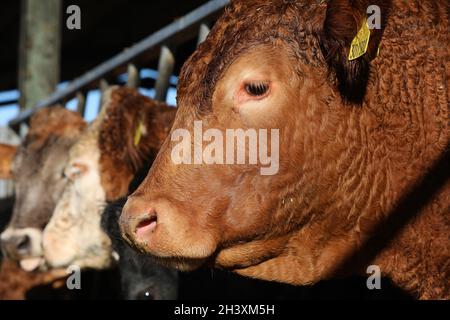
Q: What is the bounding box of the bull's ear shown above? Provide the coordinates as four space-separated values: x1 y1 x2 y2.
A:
0 144 17 180
314 0 390 103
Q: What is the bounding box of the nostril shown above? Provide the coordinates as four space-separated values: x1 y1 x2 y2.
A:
135 209 158 238
136 216 157 229
16 235 30 252
0 234 31 258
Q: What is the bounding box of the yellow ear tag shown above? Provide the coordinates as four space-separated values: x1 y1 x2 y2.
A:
348 18 371 61
134 121 145 146
376 43 381 57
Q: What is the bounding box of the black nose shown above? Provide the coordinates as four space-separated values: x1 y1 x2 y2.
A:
1 234 31 259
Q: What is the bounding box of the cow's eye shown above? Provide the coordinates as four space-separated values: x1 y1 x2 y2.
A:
244 82 270 97
65 162 88 180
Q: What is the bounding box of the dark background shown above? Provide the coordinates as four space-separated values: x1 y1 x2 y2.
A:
0 0 208 91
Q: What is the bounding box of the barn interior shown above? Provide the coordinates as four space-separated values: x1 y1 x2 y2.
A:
0 0 209 92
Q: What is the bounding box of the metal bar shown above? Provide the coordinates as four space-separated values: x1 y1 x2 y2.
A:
99 79 110 107
9 0 230 128
0 99 18 107
197 23 211 46
75 92 86 116
126 64 140 88
154 46 175 102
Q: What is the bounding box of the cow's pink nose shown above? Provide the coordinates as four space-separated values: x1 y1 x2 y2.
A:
120 197 158 246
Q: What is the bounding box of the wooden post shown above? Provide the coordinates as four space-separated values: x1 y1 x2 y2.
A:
154 45 175 102
99 79 109 108
76 92 86 117
18 0 62 111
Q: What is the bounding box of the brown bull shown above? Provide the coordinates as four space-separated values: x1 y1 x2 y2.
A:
120 0 449 299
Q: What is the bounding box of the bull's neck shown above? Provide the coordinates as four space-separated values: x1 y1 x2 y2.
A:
290 0 449 284
234 1 449 287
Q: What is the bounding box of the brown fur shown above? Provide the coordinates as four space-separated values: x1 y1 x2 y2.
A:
121 0 449 299
0 144 17 179
0 106 85 180
99 87 177 201
0 260 66 300
24 106 87 151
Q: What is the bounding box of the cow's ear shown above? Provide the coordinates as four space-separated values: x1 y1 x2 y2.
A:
313 0 390 103
0 144 17 180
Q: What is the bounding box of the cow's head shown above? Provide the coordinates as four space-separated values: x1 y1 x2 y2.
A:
43 88 175 270
0 107 86 271
120 0 391 283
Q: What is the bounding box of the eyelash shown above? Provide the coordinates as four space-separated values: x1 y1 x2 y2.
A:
244 82 270 97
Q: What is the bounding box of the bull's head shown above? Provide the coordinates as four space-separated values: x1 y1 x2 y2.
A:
120 0 392 284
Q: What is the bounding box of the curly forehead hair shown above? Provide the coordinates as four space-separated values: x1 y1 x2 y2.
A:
178 0 392 108
177 0 324 113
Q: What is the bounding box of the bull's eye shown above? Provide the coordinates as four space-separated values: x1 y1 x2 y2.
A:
244 82 269 97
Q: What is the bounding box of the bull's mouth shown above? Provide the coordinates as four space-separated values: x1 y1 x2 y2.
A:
149 255 209 272
121 231 213 272
125 236 213 272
